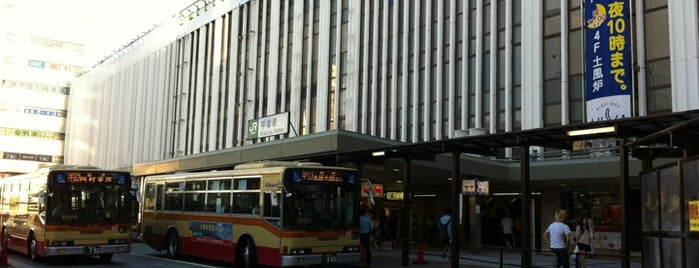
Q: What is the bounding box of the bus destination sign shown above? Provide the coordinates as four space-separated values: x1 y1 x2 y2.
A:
55 172 128 185
287 169 358 184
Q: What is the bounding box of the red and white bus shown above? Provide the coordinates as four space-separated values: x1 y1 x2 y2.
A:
0 165 136 262
139 161 362 267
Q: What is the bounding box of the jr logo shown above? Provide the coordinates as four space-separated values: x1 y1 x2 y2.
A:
249 121 258 133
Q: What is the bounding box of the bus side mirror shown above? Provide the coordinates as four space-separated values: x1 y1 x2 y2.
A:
130 189 143 203
38 192 46 204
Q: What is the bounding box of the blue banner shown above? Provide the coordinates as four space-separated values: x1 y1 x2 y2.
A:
585 0 632 122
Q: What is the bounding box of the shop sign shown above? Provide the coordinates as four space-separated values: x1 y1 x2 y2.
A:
385 192 404 201
463 179 489 196
361 183 383 198
690 200 699 232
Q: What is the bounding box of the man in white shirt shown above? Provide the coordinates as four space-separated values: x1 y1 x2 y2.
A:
542 209 571 268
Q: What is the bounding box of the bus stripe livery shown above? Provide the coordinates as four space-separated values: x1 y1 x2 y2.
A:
139 161 362 267
0 165 137 263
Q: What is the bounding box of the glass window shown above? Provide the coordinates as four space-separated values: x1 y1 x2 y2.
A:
569 0 581 9
283 183 358 229
144 183 157 211
544 15 561 36
543 36 562 79
544 104 562 126
208 178 231 190
234 178 260 190
644 9 670 61
165 192 183 211
206 192 231 213
233 192 260 214
544 0 561 16
645 0 667 10
263 192 282 226
648 87 672 113
569 10 583 30
186 180 207 191
185 193 205 212
569 30 583 74
646 59 671 87
569 75 584 123
164 181 184 211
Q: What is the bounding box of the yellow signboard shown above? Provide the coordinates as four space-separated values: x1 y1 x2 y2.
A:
385 192 404 201
690 200 699 232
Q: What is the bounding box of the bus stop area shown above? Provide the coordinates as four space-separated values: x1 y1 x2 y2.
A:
368 244 641 268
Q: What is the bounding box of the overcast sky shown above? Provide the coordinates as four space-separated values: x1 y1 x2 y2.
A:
1 0 193 66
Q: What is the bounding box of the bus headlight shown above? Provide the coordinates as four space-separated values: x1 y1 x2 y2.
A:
109 239 129 244
289 248 312 255
343 246 360 252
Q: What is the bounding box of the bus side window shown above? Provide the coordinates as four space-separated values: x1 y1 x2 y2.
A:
232 192 259 214
144 183 156 210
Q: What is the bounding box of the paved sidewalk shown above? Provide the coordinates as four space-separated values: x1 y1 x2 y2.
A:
359 243 642 268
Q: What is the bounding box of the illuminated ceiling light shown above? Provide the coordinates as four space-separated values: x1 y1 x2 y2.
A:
566 126 615 137
372 151 385 157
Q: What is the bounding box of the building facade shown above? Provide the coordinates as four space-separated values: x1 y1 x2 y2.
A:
60 0 699 261
65 0 698 168
0 3 83 175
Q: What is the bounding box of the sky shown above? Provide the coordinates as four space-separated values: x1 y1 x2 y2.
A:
0 0 194 66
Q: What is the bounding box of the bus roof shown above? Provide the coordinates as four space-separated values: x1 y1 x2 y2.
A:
233 161 322 170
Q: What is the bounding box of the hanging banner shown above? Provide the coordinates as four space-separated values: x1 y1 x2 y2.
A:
584 0 632 122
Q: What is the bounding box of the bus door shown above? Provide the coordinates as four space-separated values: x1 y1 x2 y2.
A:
263 190 282 252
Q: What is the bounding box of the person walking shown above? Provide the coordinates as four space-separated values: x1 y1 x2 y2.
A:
501 213 514 252
439 207 453 258
542 209 571 268
575 216 594 267
360 208 374 267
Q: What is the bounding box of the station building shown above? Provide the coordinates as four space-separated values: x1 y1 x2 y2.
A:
63 0 699 266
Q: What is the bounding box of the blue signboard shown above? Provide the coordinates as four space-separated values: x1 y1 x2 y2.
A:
585 0 632 122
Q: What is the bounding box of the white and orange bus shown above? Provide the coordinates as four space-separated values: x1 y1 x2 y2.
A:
139 161 362 267
0 165 136 262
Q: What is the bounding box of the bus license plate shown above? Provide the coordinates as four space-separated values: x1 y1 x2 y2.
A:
322 254 337 264
84 246 101 255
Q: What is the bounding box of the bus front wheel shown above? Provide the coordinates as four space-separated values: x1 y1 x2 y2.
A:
29 235 41 262
236 236 257 268
166 231 180 259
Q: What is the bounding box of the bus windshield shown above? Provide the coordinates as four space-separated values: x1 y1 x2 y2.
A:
46 172 134 224
282 169 359 230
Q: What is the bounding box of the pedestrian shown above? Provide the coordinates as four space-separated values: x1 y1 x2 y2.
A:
542 209 571 268
439 207 453 258
360 208 374 266
501 213 514 252
582 210 595 258
575 216 594 267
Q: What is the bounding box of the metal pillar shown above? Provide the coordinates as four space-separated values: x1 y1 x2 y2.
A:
519 142 533 267
451 151 461 268
620 136 630 268
401 157 412 266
